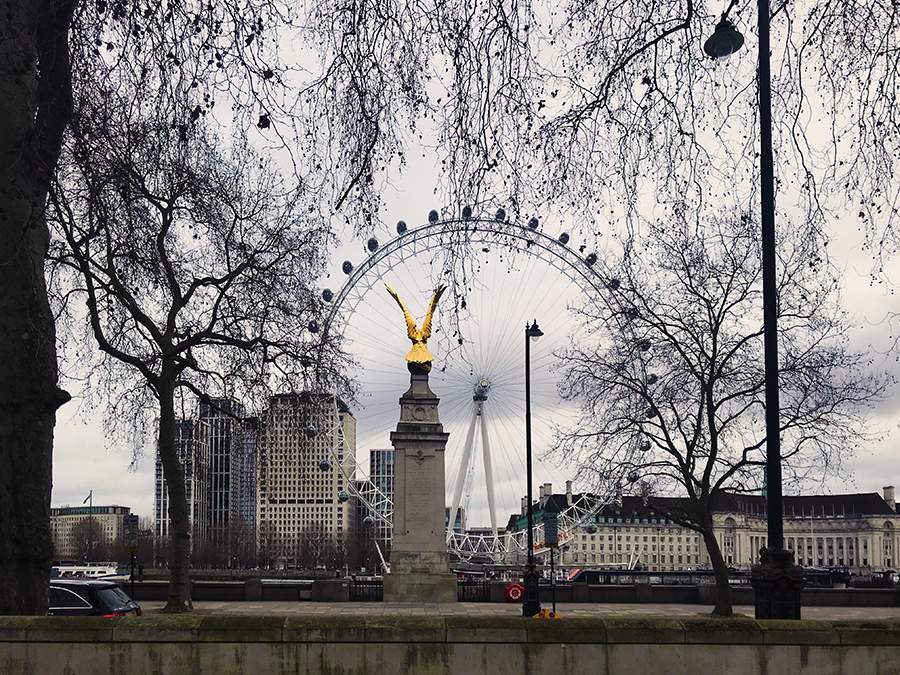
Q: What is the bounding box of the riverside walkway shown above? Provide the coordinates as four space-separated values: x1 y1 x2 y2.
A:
139 600 900 620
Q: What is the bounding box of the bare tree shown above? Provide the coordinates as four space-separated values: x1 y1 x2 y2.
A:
348 520 383 574
299 524 331 570
557 212 888 616
226 517 258 570
297 0 538 228
99 535 128 567
135 517 155 570
257 519 279 570
48 57 340 609
70 517 105 562
295 2 897 245
331 531 350 573
0 0 331 616
4 0 895 618
531 1 900 263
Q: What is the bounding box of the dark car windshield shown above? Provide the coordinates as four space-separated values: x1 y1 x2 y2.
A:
96 586 134 609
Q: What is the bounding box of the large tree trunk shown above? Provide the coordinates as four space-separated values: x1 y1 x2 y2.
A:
701 525 734 616
0 0 74 616
156 372 193 612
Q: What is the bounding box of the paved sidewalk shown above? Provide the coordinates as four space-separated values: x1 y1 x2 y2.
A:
139 601 900 620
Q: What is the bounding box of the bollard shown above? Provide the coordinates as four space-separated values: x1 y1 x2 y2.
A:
750 547 805 620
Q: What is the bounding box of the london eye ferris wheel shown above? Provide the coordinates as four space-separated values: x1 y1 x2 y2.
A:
310 208 619 563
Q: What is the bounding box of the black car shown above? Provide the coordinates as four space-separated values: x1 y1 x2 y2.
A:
49 579 142 617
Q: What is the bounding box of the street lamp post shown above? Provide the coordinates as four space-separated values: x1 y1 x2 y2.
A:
705 1 804 619
83 489 93 562
523 320 543 617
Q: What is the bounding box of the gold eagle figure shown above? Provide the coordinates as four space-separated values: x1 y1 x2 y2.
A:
385 283 446 367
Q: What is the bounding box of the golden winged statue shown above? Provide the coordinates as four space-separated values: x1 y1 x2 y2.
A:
385 283 446 368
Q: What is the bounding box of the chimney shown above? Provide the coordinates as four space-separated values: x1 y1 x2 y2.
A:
884 486 896 513
539 483 552 509
521 496 528 517
566 480 573 506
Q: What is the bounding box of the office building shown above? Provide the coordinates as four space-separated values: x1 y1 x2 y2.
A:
367 448 394 546
153 398 257 563
256 392 357 568
153 418 209 545
202 397 251 551
508 483 900 575
51 505 132 560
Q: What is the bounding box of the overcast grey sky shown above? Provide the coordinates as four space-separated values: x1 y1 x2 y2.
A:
51 168 900 529
48 6 900 526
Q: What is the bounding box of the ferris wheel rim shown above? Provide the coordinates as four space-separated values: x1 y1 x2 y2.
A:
310 213 626 559
319 215 609 343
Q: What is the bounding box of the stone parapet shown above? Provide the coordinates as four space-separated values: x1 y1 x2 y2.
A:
310 578 350 602
1 615 899 674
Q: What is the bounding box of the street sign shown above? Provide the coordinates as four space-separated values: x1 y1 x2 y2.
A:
123 514 139 552
544 512 558 548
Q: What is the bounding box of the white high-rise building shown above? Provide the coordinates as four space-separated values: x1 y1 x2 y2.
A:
256 392 357 567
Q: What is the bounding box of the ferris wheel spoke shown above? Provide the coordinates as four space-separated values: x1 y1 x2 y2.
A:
317 215 617 560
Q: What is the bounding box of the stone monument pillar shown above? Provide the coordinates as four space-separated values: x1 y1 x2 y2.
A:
382 365 457 602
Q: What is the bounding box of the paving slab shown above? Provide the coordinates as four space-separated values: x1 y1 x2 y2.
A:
137 601 900 620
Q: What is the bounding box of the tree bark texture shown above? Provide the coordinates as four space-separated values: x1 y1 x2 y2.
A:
0 0 74 615
702 525 734 617
156 372 193 612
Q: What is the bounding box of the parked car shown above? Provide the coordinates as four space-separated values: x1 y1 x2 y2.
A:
49 579 142 617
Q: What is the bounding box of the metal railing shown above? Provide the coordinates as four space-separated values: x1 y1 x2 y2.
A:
348 578 383 601
457 579 492 602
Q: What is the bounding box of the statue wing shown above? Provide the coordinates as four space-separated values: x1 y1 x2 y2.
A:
420 284 446 339
385 284 418 339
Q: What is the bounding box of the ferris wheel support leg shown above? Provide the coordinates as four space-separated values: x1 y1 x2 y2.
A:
480 410 499 541
448 404 478 538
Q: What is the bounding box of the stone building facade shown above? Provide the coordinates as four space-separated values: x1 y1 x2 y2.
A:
509 483 899 575
256 392 357 568
51 505 132 560
717 488 898 573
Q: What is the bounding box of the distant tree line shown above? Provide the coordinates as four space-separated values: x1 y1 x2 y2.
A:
147 520 386 573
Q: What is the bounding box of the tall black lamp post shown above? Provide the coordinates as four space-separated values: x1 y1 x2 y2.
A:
523 320 543 617
705 1 804 619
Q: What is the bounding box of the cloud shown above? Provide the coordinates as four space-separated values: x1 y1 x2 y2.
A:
53 407 155 520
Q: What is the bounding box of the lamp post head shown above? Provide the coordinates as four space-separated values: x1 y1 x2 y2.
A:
704 18 744 59
526 320 544 341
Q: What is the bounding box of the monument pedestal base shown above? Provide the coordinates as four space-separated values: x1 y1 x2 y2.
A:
383 572 457 603
386 364 456 604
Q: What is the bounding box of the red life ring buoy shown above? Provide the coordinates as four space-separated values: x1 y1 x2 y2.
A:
505 583 524 601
